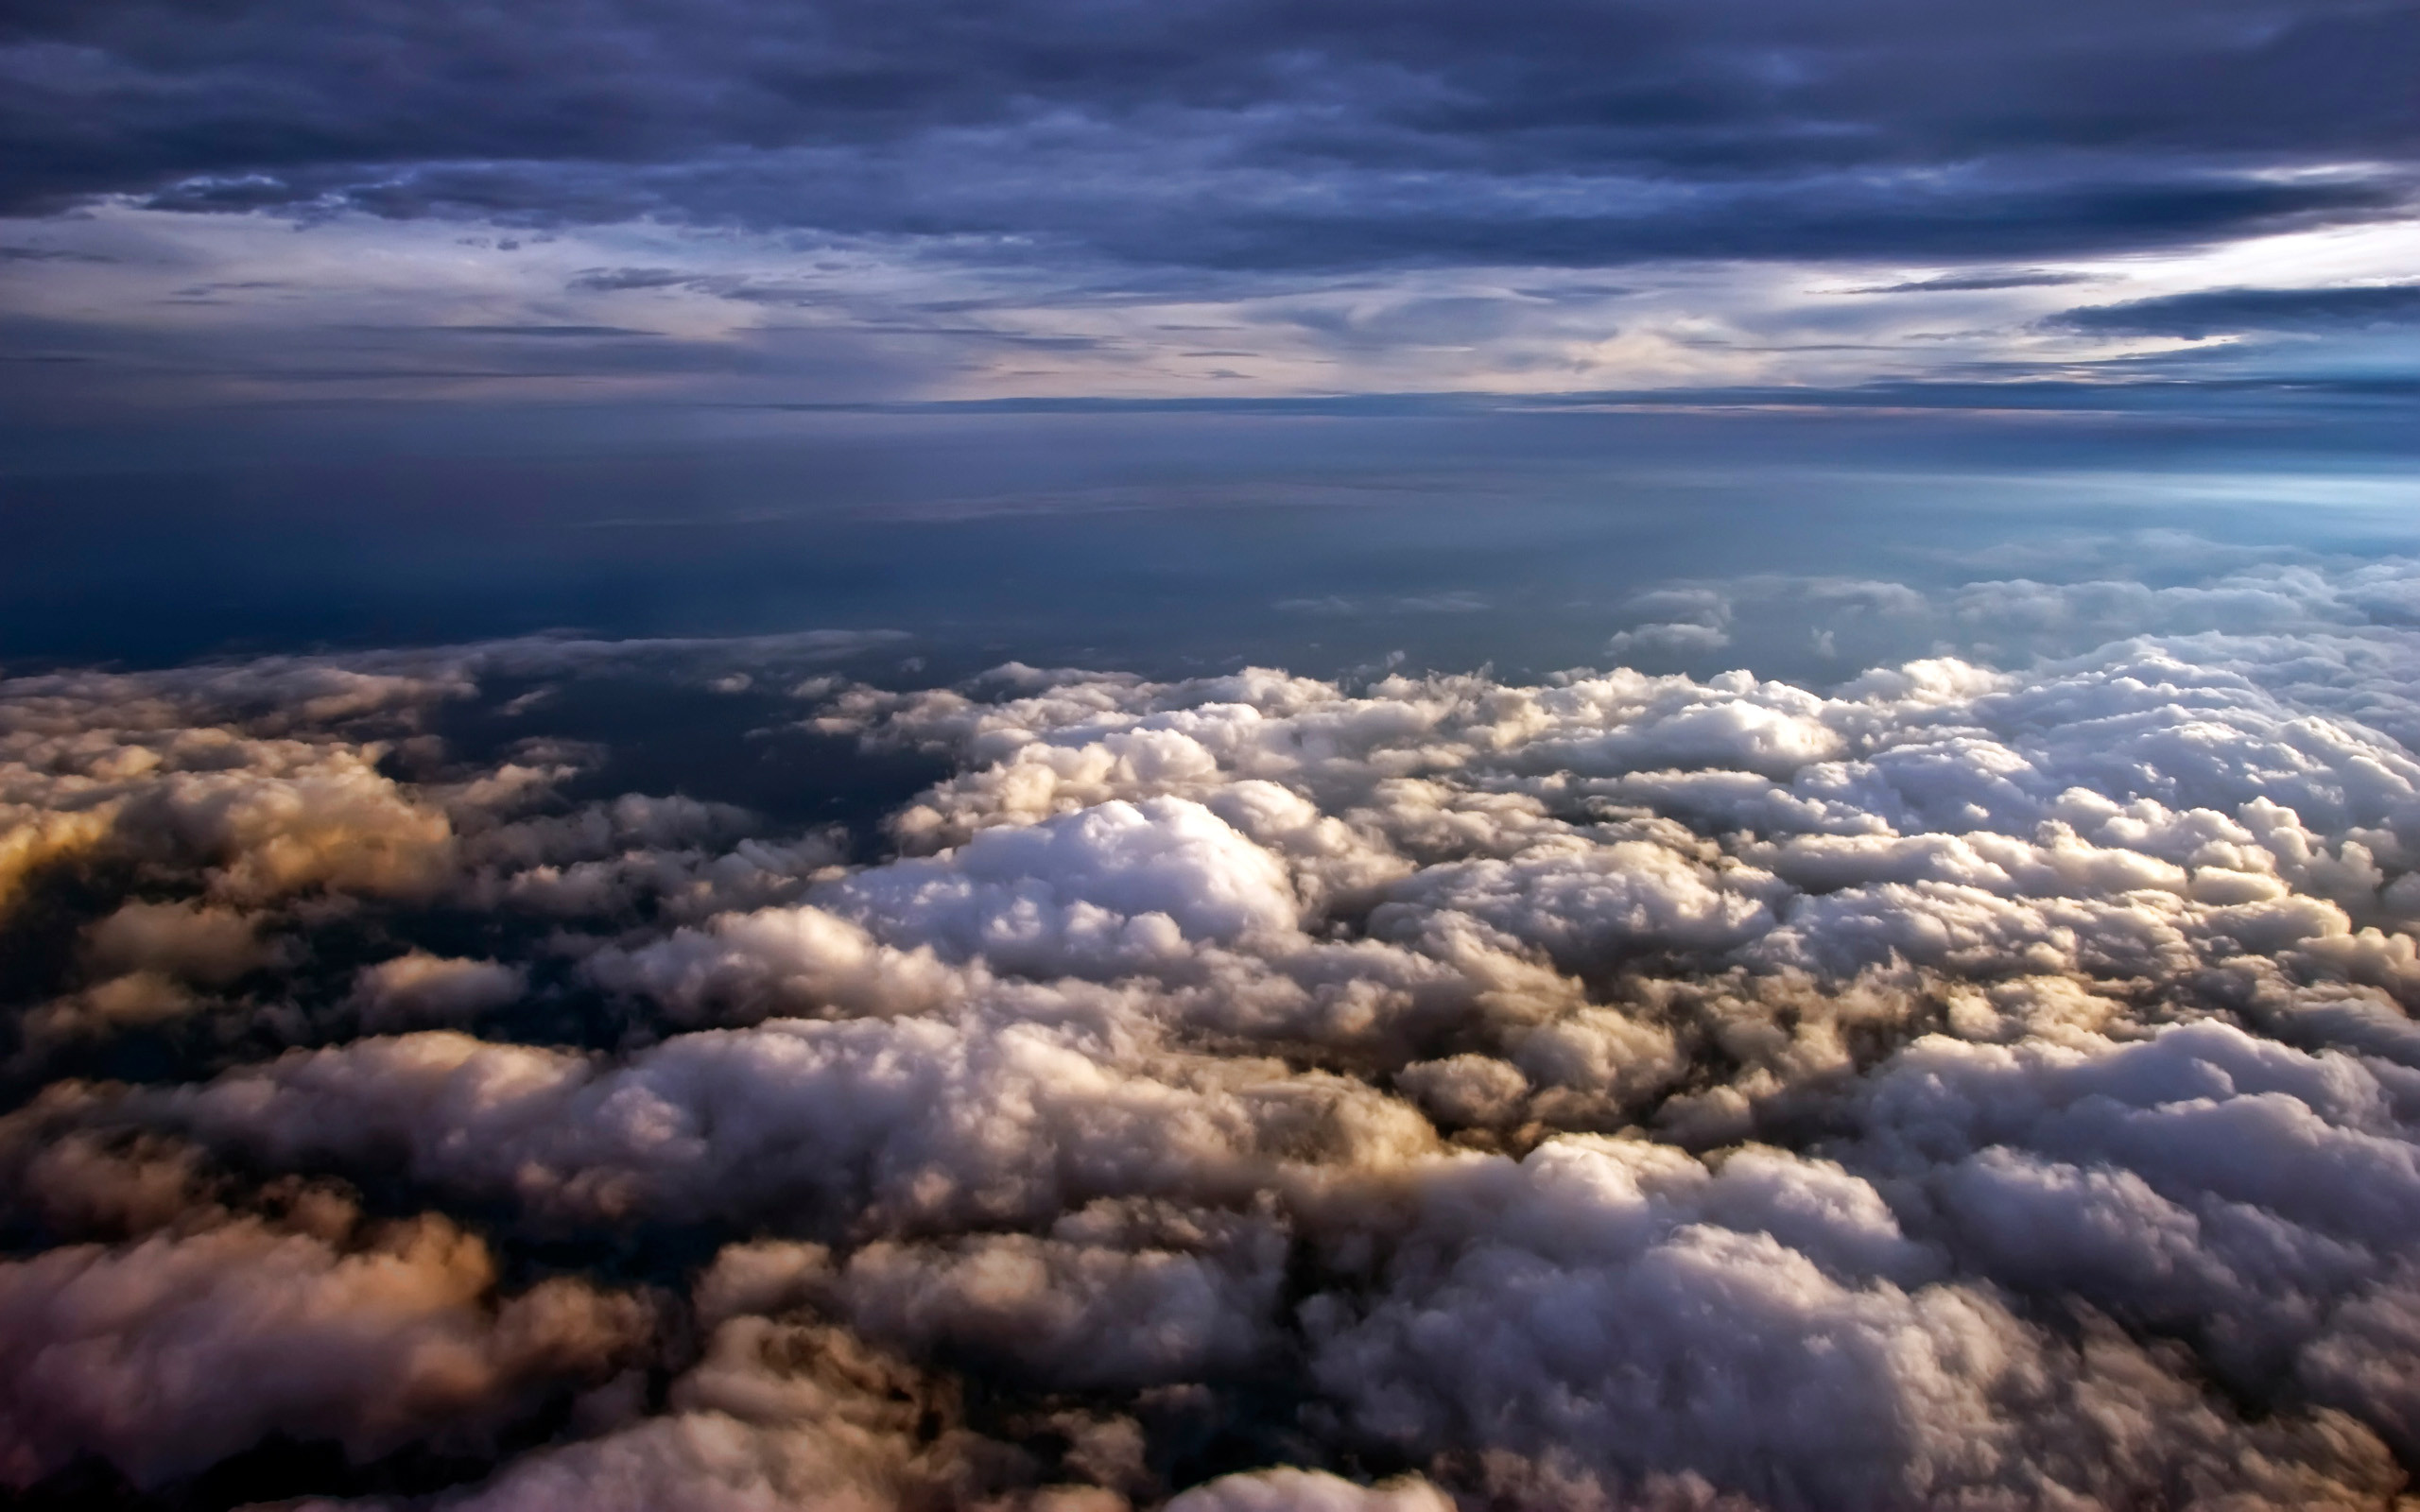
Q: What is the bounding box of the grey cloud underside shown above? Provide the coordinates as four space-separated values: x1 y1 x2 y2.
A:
7 564 2420 1507
2053 283 2420 338
4 0 2416 268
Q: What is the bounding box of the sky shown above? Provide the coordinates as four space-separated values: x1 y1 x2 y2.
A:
9 8 2420 1512
3 0 2418 431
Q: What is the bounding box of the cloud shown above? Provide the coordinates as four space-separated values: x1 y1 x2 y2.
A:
348 951 527 1030
2 0 2412 282
80 900 274 986
1608 589 1736 659
0 1206 652 1488
1166 1469 1452 1512
1298 1136 2380 1508
1847 269 2098 293
820 797 1304 975
1274 593 1488 617
9 591 2420 1504
2054 283 2420 338
0 1 2413 424
424 1309 1037 1512
1606 621 1733 657
0 245 114 263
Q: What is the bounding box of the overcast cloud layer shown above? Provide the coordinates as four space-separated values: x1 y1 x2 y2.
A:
3 0 2418 414
4 559 2420 1507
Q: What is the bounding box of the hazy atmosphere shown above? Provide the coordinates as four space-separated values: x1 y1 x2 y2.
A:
5 3 2420 1510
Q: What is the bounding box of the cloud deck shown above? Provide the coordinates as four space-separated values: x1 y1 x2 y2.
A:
7 572 2420 1508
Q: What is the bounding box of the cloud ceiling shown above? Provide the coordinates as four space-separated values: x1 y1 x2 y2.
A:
7 562 2420 1507
3 0 2418 405
7 0 2414 253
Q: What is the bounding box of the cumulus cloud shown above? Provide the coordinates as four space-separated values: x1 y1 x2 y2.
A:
7 590 2420 1506
349 952 527 1030
0 1205 653 1488
81 900 275 985
1299 1136 2396 1508
1606 621 1733 657
1166 1469 1452 1512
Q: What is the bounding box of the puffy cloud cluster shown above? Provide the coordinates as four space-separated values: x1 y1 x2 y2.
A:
0 640 858 1068
0 660 463 910
5 594 2420 1507
0 1170 654 1489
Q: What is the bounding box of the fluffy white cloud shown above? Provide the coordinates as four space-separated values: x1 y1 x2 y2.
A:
10 587 2420 1507
118 1002 1433 1232
824 797 1303 974
1299 1137 2395 1509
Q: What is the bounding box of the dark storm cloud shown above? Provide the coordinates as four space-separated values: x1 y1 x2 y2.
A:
2055 283 2420 338
4 0 2416 270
